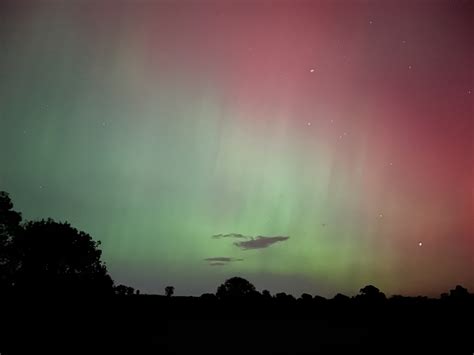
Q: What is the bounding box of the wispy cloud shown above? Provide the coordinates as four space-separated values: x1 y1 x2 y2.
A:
212 233 249 239
234 236 290 250
204 256 243 266
204 257 243 262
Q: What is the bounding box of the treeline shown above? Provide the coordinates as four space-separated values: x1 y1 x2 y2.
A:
1 190 472 304
1 190 473 354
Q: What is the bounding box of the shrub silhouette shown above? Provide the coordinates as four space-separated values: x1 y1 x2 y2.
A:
115 284 135 296
165 286 175 297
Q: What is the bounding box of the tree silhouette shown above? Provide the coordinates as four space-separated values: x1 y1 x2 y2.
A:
357 285 386 303
115 284 135 296
12 219 113 295
165 286 174 297
448 285 470 303
332 293 350 304
275 292 296 303
0 191 22 292
0 191 22 239
216 277 256 299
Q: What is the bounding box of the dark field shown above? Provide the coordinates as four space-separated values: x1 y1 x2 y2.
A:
1 295 473 354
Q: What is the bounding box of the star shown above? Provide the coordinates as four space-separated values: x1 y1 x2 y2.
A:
307 122 311 126
343 132 347 136
309 68 315 73
330 119 334 123
378 213 383 218
402 40 406 44
418 242 423 247
389 162 393 166
369 20 373 25
468 90 472 95
408 65 412 70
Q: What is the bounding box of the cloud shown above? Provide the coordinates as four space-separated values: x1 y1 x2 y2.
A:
211 233 290 250
204 257 243 262
212 233 249 239
204 256 243 266
233 236 290 250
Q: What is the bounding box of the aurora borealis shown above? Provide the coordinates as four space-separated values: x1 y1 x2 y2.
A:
0 0 472 297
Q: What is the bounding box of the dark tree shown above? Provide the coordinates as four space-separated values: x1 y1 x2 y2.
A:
357 285 386 303
275 292 296 305
165 286 175 297
216 277 256 299
12 219 114 295
332 293 350 303
449 285 469 298
262 289 272 299
447 285 471 304
115 284 135 296
0 191 22 292
0 191 22 239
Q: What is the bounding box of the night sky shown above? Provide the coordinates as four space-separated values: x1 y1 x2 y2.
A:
0 0 472 297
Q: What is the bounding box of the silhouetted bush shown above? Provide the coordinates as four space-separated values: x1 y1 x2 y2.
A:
115 284 135 296
165 286 175 297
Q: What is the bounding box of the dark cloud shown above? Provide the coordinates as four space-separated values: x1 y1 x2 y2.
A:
234 236 290 250
204 257 243 262
204 256 243 266
212 233 249 239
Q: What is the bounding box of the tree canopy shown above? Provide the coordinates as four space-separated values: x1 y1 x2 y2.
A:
216 277 257 299
0 191 113 295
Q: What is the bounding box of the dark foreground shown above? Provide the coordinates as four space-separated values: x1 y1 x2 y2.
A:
1 295 473 354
